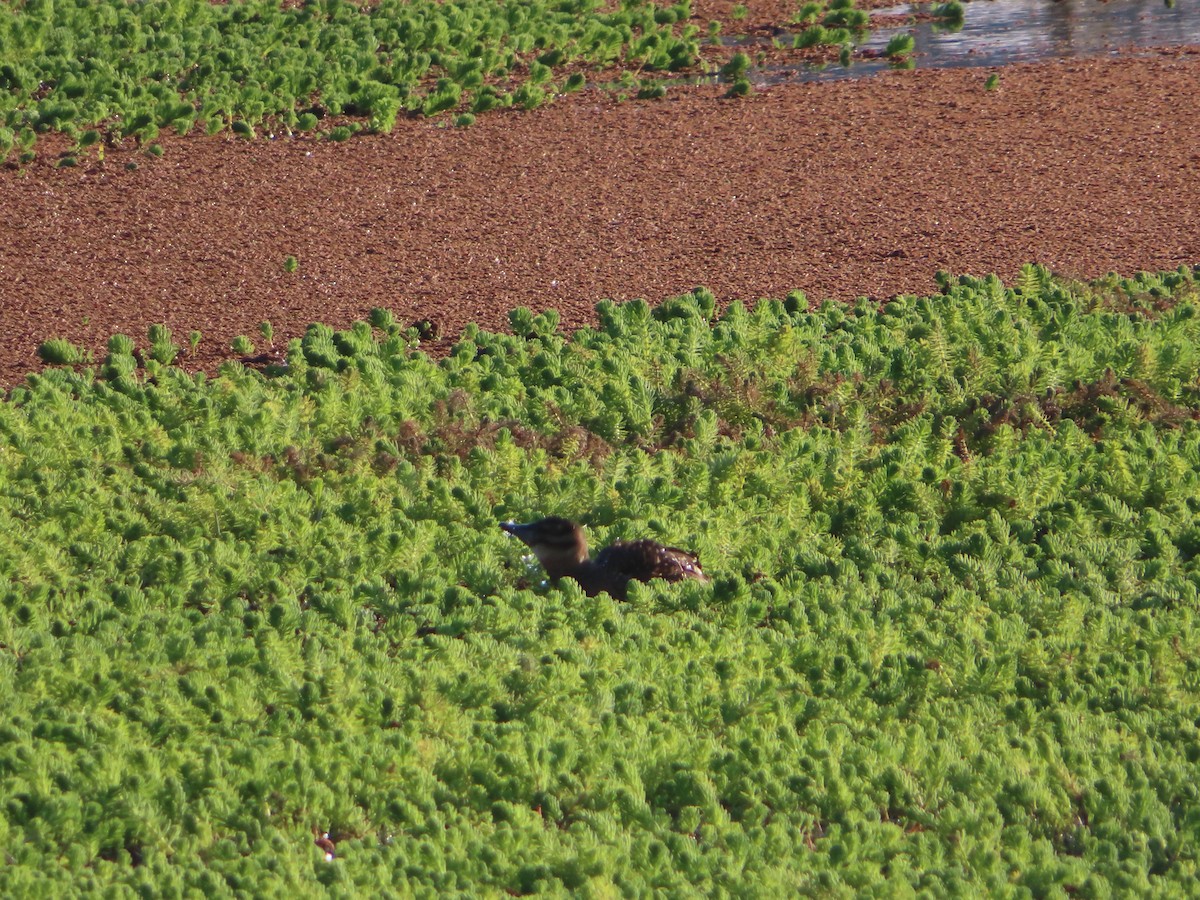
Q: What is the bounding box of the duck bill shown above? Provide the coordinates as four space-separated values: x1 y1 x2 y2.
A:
499 520 535 544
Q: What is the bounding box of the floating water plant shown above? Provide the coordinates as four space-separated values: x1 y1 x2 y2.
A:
720 52 751 80
0 0 710 146
794 1 824 25
3 267 1200 894
725 77 752 98
823 0 870 31
147 324 179 365
795 25 829 49
35 338 87 366
423 81 463 117
512 84 546 111
100 333 137 382
931 0 965 23
884 33 916 59
637 81 668 100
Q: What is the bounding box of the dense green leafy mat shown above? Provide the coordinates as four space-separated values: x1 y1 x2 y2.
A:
0 0 932 164
3 265 1200 893
0 0 706 162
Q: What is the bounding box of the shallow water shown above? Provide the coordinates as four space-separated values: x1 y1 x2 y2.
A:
725 0 1200 84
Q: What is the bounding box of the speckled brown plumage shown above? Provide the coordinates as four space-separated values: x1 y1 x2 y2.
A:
501 517 708 600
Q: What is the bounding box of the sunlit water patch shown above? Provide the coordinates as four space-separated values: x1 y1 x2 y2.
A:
720 0 1200 84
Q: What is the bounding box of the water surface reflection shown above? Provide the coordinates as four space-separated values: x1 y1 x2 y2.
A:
731 0 1200 83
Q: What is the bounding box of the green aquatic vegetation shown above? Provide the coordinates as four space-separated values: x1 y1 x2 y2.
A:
35 339 88 366
471 85 510 114
147 325 180 366
885 33 916 59
3 266 1200 893
795 1 826 26
0 0 704 149
932 0 965 23
725 77 753 98
637 81 668 100
720 52 751 80
793 0 869 33
822 2 870 31
0 0 934 149
820 26 852 46
512 83 547 111
422 79 463 117
795 25 830 49
75 129 100 154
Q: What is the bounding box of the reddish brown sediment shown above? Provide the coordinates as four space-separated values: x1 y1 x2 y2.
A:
1 55 1198 387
